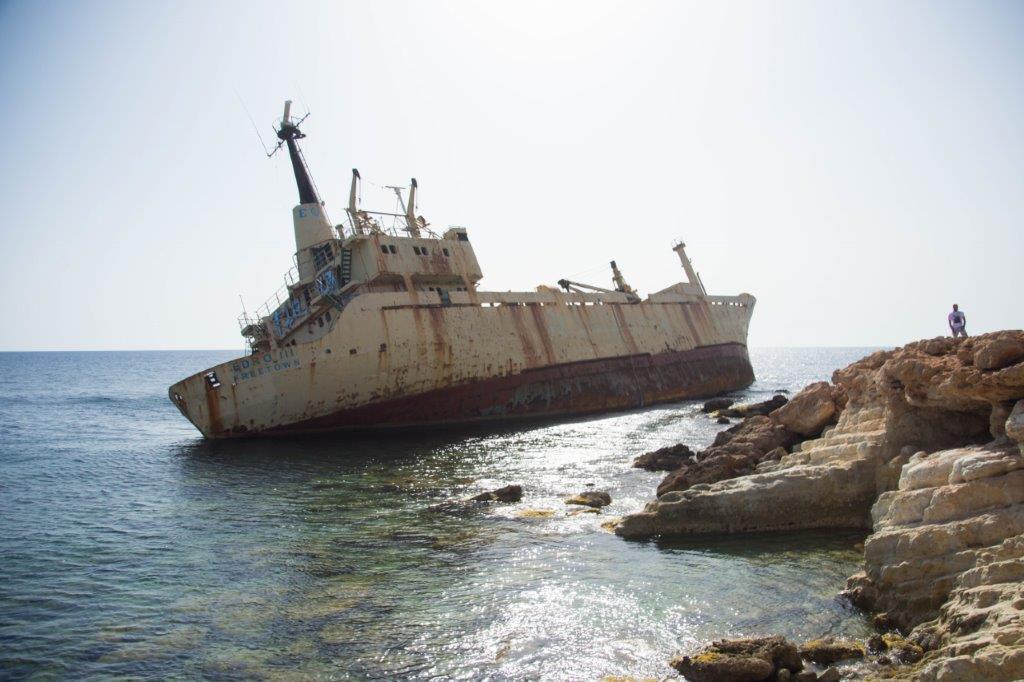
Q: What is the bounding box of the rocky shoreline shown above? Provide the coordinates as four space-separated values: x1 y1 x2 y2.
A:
617 331 1024 680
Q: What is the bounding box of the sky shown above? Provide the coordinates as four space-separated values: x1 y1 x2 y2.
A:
0 0 1021 351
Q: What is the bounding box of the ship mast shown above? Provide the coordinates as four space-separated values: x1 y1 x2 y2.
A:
270 100 335 284
276 100 319 205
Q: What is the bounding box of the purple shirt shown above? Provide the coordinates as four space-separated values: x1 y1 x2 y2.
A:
948 311 965 327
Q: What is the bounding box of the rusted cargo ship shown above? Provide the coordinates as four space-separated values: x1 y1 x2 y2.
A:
169 102 756 438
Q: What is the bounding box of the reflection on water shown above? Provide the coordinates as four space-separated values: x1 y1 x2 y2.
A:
0 348 876 679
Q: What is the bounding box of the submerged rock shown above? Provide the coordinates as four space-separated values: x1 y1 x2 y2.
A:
469 484 523 503
564 491 611 508
670 636 802 681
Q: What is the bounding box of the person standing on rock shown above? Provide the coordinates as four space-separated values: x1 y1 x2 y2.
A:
948 304 968 338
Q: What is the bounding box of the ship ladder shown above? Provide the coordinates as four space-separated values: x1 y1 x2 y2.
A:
339 248 353 286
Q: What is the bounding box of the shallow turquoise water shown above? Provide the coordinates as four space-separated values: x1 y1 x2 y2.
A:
0 348 877 679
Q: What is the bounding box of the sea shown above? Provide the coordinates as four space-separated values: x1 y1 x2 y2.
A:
0 348 879 680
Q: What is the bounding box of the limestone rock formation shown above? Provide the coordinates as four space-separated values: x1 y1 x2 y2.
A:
843 438 1024 680
617 332 1022 539
620 331 1024 680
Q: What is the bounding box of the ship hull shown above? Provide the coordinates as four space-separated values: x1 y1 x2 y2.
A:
170 291 756 439
262 342 753 435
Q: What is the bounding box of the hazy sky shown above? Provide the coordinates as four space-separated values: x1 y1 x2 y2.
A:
0 0 1020 351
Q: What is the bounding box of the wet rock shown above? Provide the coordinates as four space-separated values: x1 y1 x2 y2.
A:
816 668 839 682
632 443 696 471
974 335 1024 371
719 394 789 418
564 491 611 508
716 416 731 424
798 636 865 665
791 673 816 682
866 634 886 653
775 669 791 682
771 382 841 437
880 634 924 664
702 397 735 413
469 484 523 503
670 636 802 682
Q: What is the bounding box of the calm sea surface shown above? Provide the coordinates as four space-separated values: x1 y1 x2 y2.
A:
0 348 878 680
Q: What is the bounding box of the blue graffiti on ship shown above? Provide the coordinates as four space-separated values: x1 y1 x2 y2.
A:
231 347 300 382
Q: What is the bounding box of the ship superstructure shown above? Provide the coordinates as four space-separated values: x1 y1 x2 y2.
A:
169 102 756 438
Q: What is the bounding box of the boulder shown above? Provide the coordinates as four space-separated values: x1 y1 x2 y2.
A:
798 636 865 665
770 381 839 437
469 484 522 503
632 443 696 471
564 491 611 508
974 336 1024 371
670 636 802 682
716 416 731 424
702 397 735 413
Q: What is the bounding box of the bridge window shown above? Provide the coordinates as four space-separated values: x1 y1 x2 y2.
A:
388 245 397 254
413 246 422 255
381 245 388 254
312 243 333 269
442 248 450 257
